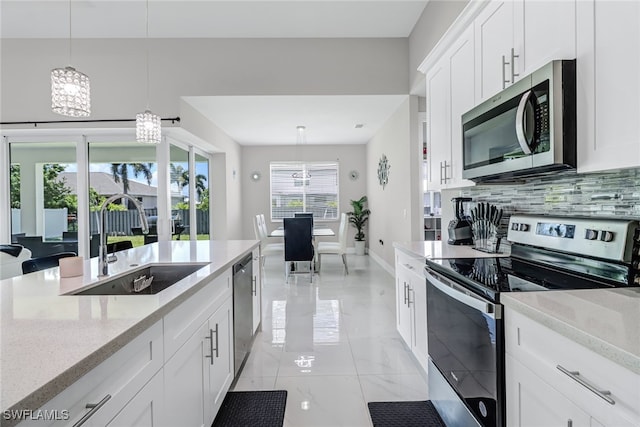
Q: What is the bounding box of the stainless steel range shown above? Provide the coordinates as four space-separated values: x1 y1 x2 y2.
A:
425 215 640 427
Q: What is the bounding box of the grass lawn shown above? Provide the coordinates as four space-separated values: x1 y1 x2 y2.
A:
108 235 210 247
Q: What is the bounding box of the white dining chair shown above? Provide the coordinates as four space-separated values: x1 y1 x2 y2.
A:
254 214 284 266
316 212 348 274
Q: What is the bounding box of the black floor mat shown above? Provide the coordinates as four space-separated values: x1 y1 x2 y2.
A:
212 390 287 427
367 400 445 427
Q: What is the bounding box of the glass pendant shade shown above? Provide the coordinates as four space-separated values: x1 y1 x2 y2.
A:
136 110 161 144
51 66 91 117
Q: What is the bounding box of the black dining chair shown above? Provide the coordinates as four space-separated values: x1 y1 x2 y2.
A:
22 252 77 274
106 240 133 253
62 231 78 241
294 212 314 228
16 236 45 258
284 217 314 283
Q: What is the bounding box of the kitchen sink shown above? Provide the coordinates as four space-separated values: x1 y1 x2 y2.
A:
71 263 209 295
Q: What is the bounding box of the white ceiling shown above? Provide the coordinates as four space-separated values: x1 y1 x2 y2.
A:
1 1 428 146
183 95 409 145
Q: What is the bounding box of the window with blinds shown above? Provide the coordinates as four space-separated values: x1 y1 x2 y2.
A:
270 162 339 221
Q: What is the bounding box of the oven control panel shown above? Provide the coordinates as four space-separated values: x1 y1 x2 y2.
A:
507 215 639 263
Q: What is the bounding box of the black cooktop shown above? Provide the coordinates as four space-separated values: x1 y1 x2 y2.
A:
426 248 636 303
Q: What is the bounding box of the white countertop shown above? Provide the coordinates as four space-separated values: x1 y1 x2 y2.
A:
0 240 259 414
393 240 510 259
502 288 640 374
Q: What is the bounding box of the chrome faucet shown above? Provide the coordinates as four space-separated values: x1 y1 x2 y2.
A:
98 194 149 276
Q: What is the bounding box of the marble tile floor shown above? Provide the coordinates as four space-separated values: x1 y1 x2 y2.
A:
231 254 428 426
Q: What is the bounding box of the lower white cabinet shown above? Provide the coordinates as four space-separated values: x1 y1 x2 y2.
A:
506 354 593 427
17 321 164 427
106 370 164 427
164 296 234 427
251 248 261 334
395 249 428 372
505 307 639 427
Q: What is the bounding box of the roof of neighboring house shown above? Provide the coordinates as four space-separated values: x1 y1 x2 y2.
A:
58 172 159 197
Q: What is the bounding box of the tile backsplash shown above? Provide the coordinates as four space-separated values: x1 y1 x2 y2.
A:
459 168 640 221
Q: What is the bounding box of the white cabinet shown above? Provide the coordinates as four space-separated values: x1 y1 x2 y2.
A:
425 61 449 192
164 320 210 427
425 25 475 191
577 0 640 173
505 307 640 427
106 371 164 427
395 250 428 373
251 248 261 334
474 1 516 100
206 297 234 420
164 294 234 427
18 321 164 427
506 354 592 427
474 0 576 101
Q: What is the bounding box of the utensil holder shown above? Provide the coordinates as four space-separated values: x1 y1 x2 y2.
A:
472 223 502 254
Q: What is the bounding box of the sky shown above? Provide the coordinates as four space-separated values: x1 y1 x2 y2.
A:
61 161 209 196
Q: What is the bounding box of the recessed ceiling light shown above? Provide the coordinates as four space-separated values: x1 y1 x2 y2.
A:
355 124 364 129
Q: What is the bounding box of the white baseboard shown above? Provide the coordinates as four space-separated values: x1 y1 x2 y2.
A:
367 250 394 276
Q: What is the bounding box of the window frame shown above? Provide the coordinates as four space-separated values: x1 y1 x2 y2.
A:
269 161 340 222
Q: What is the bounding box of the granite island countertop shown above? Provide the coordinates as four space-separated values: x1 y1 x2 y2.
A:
0 240 259 417
502 287 640 374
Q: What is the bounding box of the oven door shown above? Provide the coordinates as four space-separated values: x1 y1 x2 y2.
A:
425 266 504 427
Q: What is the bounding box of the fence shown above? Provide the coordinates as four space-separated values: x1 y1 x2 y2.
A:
89 209 210 236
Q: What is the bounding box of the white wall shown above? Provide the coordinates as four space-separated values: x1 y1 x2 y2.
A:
179 100 243 239
241 144 366 245
366 96 422 269
1 38 409 122
408 0 469 94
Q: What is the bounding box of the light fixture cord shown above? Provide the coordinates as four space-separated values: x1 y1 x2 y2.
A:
145 0 150 110
68 0 72 66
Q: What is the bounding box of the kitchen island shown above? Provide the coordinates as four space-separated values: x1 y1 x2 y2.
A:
0 240 259 427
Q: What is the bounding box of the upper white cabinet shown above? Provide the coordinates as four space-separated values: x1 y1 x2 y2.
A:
425 25 475 191
474 1 517 100
474 0 576 102
576 0 640 173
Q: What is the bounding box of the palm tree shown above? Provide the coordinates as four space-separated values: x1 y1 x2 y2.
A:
110 163 153 208
170 163 207 200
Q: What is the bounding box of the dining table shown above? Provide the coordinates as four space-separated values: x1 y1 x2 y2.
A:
268 226 335 238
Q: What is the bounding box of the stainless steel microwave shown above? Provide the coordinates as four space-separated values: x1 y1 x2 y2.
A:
461 60 576 182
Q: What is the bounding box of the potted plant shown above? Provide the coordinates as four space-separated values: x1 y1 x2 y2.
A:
347 196 370 255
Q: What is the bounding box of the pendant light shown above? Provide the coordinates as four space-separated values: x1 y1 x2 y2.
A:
136 0 161 144
51 0 91 117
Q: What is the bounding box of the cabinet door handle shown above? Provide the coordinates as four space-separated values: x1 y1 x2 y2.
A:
443 161 451 183
252 276 257 296
404 263 414 270
205 328 215 365
72 394 112 427
407 287 413 307
556 365 615 405
439 161 444 184
403 282 409 305
212 323 219 359
510 48 520 83
502 54 510 89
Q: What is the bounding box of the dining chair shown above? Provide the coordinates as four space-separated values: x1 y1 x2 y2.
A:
317 212 349 274
106 240 133 253
255 214 283 266
22 252 77 274
284 217 314 283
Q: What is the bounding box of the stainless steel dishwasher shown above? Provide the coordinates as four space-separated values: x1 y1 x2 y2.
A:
232 253 254 375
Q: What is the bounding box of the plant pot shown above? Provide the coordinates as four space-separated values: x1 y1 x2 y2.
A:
354 240 366 255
